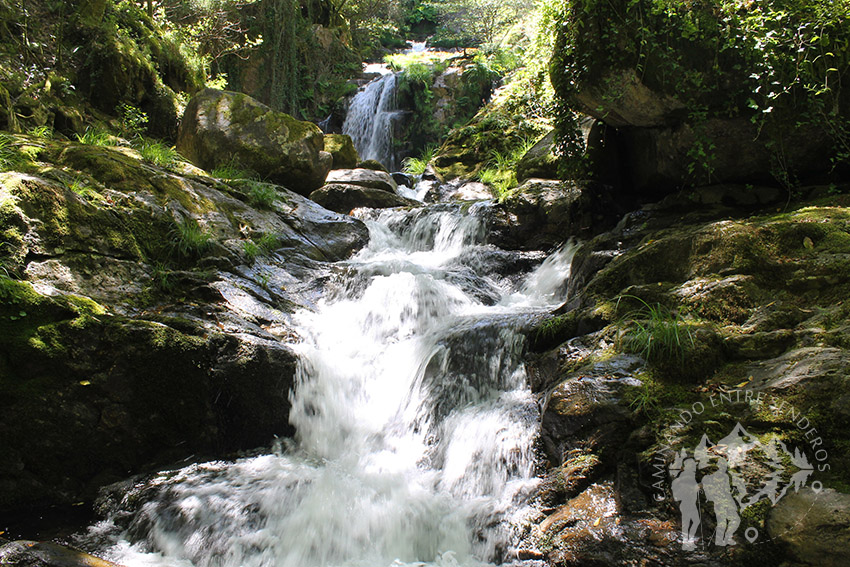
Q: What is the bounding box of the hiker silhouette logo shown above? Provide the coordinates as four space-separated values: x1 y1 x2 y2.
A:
668 421 818 550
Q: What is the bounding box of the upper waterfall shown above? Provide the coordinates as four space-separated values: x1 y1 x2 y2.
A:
343 73 402 171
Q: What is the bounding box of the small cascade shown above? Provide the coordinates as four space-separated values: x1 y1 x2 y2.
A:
78 203 579 567
343 73 403 171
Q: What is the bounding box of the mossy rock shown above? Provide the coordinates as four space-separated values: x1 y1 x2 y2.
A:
177 89 332 194
324 134 359 169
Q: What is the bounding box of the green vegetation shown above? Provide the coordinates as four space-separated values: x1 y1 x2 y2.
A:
551 0 850 184
211 162 259 180
247 183 279 209
477 138 534 199
169 218 214 259
75 129 119 147
618 296 696 370
138 139 180 168
243 232 280 263
402 145 438 175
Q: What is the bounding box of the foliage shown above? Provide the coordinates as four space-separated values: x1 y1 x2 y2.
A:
118 103 149 140
75 128 119 147
551 0 850 184
476 138 533 200
426 0 530 46
243 231 280 263
137 139 180 168
247 182 278 209
617 296 695 368
169 218 213 259
211 162 259 180
402 144 438 175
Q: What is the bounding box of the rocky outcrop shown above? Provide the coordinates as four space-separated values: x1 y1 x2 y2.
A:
0 135 368 516
550 0 849 192
177 89 333 194
522 189 850 565
768 488 850 566
309 183 419 213
516 130 558 182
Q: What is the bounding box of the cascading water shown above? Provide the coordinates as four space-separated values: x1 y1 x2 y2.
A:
342 73 402 171
79 204 578 567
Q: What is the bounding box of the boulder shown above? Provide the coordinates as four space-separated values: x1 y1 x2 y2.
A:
768 488 850 566
487 179 626 250
323 134 358 169
0 540 121 567
516 130 558 182
325 168 397 192
356 159 389 173
309 183 418 213
177 88 332 194
0 136 369 516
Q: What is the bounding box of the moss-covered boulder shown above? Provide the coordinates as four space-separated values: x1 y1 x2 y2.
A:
177 89 333 194
516 130 558 182
0 135 368 517
324 134 359 169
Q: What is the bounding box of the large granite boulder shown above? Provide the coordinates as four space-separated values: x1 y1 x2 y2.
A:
177 89 332 194
309 183 418 213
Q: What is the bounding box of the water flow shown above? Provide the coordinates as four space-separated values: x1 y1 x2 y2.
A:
343 74 401 171
81 205 578 567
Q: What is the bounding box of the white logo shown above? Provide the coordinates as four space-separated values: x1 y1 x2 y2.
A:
652 390 829 550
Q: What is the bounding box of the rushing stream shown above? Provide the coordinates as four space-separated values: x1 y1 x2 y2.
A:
79 203 577 567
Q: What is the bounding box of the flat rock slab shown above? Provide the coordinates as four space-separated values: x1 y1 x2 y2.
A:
326 168 397 192
0 541 123 567
309 183 418 213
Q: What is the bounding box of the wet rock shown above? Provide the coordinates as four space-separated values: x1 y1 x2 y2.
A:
0 540 122 567
325 168 397 192
177 88 332 194
391 172 413 188
0 136 369 516
768 488 850 567
308 183 419 213
323 134 359 169
488 179 624 250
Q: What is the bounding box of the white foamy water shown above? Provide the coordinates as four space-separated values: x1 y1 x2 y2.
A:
81 204 577 567
343 74 402 171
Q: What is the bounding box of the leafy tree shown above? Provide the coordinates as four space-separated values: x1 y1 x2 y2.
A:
428 0 528 45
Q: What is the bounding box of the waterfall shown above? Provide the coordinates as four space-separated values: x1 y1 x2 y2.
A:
343 73 402 171
79 204 578 567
